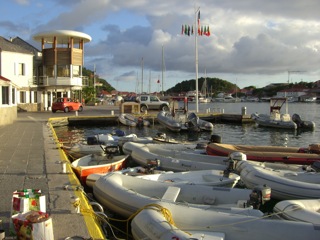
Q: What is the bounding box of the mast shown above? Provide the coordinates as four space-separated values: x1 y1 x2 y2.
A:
141 57 144 93
161 45 165 95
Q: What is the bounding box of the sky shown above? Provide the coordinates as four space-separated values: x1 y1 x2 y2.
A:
1 0 320 93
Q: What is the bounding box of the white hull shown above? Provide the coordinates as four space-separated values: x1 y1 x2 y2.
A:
93 172 264 218
118 113 150 127
136 169 240 188
123 142 230 172
131 201 320 240
157 111 213 132
273 199 320 224
235 160 320 199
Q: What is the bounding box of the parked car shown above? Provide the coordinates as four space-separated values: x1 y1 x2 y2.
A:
136 95 170 112
52 97 83 113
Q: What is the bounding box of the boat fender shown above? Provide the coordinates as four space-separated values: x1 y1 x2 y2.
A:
209 134 222 143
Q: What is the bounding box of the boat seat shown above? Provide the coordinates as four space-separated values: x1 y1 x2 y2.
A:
162 186 180 202
281 114 291 121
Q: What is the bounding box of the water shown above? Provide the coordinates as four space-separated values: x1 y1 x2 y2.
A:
54 101 320 148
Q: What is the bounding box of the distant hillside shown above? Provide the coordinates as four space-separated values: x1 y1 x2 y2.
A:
166 77 239 97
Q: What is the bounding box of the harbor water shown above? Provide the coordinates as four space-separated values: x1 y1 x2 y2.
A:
54 101 320 148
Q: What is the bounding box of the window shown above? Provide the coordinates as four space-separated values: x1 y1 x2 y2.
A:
33 91 37 103
12 87 15 104
73 65 80 77
2 86 9 104
20 91 26 103
46 66 54 77
18 63 25 75
57 65 70 77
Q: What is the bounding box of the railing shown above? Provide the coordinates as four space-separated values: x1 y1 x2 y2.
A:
31 76 89 87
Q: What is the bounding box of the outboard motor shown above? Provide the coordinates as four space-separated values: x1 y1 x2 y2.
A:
247 185 271 209
137 117 144 128
87 136 101 145
209 134 222 143
146 159 161 173
104 145 120 159
292 113 303 127
311 161 320 172
186 112 200 132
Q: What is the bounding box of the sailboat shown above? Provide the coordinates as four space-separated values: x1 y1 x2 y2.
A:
199 69 211 103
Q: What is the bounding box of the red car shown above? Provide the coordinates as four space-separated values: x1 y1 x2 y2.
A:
52 97 83 113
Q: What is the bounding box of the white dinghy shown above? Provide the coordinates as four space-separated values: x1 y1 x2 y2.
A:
273 199 320 225
235 159 320 199
136 169 240 188
131 201 320 240
93 172 271 218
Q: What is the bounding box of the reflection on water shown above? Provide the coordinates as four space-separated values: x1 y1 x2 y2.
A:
54 102 320 147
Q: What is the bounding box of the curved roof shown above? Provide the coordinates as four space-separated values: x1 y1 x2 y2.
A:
33 30 92 44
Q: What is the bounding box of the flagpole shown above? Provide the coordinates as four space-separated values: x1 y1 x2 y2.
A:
195 7 200 113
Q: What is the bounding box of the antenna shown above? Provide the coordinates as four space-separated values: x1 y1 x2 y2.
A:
287 70 306 83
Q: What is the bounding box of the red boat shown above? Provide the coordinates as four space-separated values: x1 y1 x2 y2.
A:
206 142 320 165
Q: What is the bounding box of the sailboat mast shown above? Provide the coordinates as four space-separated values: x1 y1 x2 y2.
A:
161 45 164 95
141 57 144 93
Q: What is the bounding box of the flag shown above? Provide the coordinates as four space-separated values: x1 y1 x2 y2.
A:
185 24 188 35
188 25 191 36
191 25 194 35
198 11 200 26
206 26 211 36
181 25 184 35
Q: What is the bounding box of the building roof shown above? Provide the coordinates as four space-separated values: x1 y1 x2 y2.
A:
11 36 41 55
0 75 11 82
33 30 92 44
0 36 33 54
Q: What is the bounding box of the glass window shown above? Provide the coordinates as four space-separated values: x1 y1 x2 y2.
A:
12 88 15 104
2 86 9 104
46 66 54 77
20 91 26 103
18 63 25 75
73 65 80 77
57 65 70 77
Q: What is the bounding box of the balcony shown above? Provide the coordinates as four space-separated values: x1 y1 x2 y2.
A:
31 76 89 87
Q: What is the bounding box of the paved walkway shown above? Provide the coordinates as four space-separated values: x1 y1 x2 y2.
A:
0 105 120 239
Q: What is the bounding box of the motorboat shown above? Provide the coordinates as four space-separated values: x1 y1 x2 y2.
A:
62 133 153 158
251 97 315 130
118 113 150 127
157 111 213 132
71 146 128 184
122 142 232 172
206 140 320 165
273 199 320 224
234 159 320 200
136 169 240 188
93 172 271 218
131 201 320 240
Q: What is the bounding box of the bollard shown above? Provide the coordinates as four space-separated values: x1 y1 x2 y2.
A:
75 111 78 116
111 110 114 115
61 162 67 173
241 106 247 115
72 197 80 213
